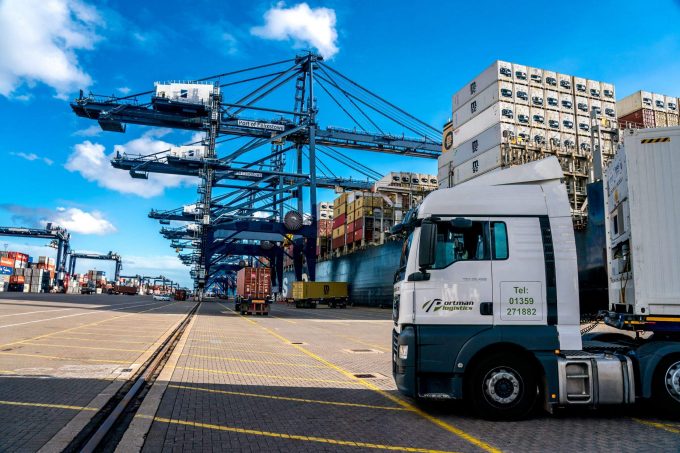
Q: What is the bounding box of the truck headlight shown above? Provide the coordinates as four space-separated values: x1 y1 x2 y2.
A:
398 345 408 360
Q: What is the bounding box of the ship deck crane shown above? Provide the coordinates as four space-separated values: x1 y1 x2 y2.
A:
68 251 122 281
71 53 442 298
0 224 71 278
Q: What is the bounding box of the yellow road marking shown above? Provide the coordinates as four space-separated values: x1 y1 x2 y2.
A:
145 415 460 453
340 335 390 352
184 345 306 357
633 418 680 435
74 330 161 338
220 303 500 453
174 366 353 385
47 336 150 345
267 314 297 324
21 342 145 353
0 400 97 411
0 301 185 349
185 354 327 368
0 351 129 364
168 384 406 411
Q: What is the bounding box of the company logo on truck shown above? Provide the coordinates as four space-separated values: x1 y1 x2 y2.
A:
422 299 474 313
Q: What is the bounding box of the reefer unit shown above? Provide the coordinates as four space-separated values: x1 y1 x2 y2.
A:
451 60 513 111
606 127 680 316
617 90 654 117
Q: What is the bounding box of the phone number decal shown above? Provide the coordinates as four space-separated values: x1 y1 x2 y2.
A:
500 282 543 321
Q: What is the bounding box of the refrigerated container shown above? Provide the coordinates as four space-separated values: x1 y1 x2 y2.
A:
451 102 518 146
562 132 577 148
544 70 558 88
589 98 602 116
558 73 572 92
666 96 678 114
451 145 502 185
512 63 528 82
451 60 513 111
445 123 515 168
653 93 666 111
530 87 544 107
529 67 543 86
603 102 616 119
576 96 589 114
547 110 560 130
516 104 530 126
548 129 561 147
530 107 545 127
546 90 559 109
452 82 514 128
617 90 654 117
574 77 587 95
560 92 574 111
530 127 547 146
515 85 529 104
602 82 615 100
516 125 531 143
668 114 679 127
606 127 680 316
587 80 601 98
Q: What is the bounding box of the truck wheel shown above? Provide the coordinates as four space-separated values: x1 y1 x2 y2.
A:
467 352 539 420
654 355 680 414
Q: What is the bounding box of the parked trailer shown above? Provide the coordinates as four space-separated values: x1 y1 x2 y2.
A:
108 285 137 295
392 131 680 420
235 267 271 315
289 281 349 308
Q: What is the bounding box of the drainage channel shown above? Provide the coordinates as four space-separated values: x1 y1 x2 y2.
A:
64 302 201 453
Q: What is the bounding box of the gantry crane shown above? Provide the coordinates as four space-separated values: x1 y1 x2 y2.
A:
71 53 442 298
68 251 122 281
0 224 70 277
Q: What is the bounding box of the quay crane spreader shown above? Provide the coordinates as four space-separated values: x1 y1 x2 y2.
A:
71 53 442 298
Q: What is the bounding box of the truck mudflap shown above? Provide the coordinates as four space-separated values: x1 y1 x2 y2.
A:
393 326 417 398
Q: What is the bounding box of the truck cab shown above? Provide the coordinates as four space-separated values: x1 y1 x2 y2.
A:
392 157 680 419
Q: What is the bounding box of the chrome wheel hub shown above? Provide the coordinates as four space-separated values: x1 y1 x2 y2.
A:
665 361 680 403
484 367 521 405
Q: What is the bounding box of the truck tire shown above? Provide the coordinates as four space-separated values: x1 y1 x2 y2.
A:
466 352 539 420
653 355 680 415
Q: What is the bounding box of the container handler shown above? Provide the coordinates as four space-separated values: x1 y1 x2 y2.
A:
392 128 680 420
289 281 349 308
235 267 271 315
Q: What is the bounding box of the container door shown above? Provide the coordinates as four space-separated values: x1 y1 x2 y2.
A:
490 217 547 326
415 218 493 325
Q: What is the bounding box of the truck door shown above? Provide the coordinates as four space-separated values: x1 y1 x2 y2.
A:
416 218 493 325
490 217 548 326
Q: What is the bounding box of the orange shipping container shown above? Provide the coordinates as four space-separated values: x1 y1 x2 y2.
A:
0 257 14 268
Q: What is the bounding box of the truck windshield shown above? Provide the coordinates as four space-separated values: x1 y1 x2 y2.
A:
397 232 413 282
433 221 490 268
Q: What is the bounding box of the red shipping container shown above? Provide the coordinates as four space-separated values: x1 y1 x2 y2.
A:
618 108 655 129
331 236 345 250
354 228 373 242
10 275 25 284
347 221 355 234
332 214 346 229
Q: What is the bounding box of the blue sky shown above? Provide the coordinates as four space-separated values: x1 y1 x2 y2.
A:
1 0 679 286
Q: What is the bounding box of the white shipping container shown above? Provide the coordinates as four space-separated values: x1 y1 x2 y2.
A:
577 115 591 135
548 130 561 147
516 105 531 127
547 110 560 131
530 107 545 127
560 112 575 132
575 96 589 114
529 67 543 86
530 87 544 107
617 90 654 117
560 92 574 112
603 102 616 119
451 60 513 111
602 82 615 100
653 93 666 111
605 127 680 316
666 96 678 114
444 123 515 168
573 77 587 95
452 146 503 185
544 71 558 88
155 82 215 105
452 82 514 128
589 98 602 116
530 127 547 146
512 64 528 83
587 80 601 98
516 125 531 143
515 84 529 105
562 132 577 148
451 102 514 146
558 73 572 92
546 90 559 110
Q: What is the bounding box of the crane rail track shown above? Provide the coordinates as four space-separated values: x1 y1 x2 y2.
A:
64 301 201 453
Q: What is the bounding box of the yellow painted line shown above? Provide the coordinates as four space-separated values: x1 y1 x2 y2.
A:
0 400 97 411
633 418 680 435
341 335 390 352
21 342 146 353
220 303 500 453
175 366 353 385
0 351 129 364
186 354 327 369
0 301 184 349
168 384 407 411
268 314 297 324
146 415 460 453
48 336 151 345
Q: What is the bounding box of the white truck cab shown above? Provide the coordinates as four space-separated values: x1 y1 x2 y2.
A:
392 156 680 419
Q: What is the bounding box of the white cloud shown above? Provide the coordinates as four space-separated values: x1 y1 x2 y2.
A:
251 2 339 58
117 86 131 95
49 207 116 235
65 131 196 198
11 151 54 165
0 0 103 99
74 125 102 137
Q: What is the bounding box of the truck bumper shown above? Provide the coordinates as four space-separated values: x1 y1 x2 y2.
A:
392 326 417 397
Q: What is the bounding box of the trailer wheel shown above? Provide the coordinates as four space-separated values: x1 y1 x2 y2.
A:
654 355 680 414
467 352 538 420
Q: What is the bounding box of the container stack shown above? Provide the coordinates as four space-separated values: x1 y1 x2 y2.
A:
440 60 618 226
0 255 14 292
617 91 679 129
316 202 333 257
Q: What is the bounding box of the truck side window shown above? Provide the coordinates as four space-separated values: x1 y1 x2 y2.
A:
433 221 489 269
491 222 508 259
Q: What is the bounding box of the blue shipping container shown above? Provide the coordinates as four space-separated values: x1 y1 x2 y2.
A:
0 266 13 275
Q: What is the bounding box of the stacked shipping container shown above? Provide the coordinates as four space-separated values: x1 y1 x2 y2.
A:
0 252 56 292
236 267 272 300
617 90 679 129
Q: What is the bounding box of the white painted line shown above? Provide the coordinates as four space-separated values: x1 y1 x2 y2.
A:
0 308 74 319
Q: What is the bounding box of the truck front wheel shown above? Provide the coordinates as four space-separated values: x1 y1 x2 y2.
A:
654 355 680 414
467 352 539 420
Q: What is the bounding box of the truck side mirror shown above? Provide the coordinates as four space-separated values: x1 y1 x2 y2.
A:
419 222 437 270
